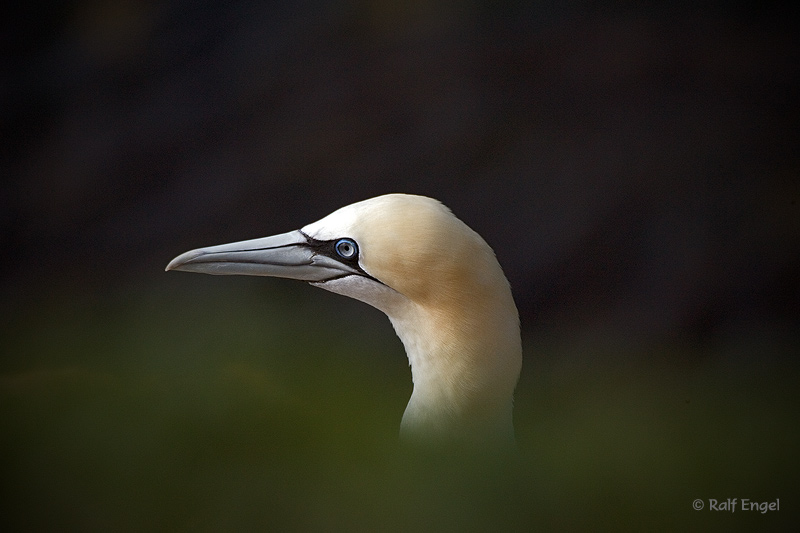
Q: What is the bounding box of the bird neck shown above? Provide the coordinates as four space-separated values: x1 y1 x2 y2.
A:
388 296 522 448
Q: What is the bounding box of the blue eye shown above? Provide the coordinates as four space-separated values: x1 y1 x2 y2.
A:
335 238 358 259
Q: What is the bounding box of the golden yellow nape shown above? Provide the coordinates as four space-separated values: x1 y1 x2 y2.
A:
167 194 522 449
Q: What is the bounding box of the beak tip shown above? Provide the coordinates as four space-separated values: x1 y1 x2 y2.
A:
165 250 200 272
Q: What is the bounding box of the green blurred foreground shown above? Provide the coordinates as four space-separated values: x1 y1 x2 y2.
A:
2 279 797 530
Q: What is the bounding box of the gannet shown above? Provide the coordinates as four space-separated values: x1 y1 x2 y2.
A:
166 194 522 447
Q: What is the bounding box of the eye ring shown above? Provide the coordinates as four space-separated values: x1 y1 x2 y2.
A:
334 238 358 259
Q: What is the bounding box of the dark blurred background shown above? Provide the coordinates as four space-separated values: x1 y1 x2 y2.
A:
2 1 798 530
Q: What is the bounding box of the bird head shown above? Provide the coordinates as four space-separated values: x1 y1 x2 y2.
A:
167 194 507 314
167 193 521 446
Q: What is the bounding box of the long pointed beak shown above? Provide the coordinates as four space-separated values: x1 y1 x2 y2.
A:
165 230 359 282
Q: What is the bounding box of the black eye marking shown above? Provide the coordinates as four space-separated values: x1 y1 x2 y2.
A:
335 238 358 259
299 232 384 285
303 234 360 265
